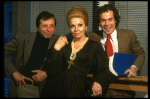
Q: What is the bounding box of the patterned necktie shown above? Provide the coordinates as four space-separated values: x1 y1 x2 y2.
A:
106 35 113 58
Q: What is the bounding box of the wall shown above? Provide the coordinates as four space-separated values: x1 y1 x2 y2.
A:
12 1 30 38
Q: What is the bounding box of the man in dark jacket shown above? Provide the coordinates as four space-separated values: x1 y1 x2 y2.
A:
4 11 59 98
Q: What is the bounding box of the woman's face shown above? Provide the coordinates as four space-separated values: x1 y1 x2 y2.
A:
69 17 87 39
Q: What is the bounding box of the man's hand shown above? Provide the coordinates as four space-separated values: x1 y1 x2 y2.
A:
92 82 102 96
12 71 33 88
124 66 137 77
54 36 68 51
31 70 47 83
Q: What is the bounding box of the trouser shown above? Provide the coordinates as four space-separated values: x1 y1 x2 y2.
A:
105 89 135 98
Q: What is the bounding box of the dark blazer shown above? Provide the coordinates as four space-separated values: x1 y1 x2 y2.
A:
88 28 146 98
41 38 110 98
4 32 59 97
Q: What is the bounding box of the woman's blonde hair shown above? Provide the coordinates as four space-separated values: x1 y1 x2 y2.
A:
66 5 88 27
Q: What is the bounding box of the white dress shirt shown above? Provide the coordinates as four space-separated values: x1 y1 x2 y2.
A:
101 29 137 76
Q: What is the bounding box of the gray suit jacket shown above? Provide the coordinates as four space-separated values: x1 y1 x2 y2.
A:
4 32 59 97
88 28 146 73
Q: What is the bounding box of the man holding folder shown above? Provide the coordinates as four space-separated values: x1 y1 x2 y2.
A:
88 4 146 98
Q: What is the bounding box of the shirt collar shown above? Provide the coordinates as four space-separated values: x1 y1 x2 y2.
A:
103 29 117 41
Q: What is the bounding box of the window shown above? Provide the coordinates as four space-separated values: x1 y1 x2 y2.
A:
4 1 12 98
30 1 94 36
115 1 148 97
4 1 12 44
115 1 148 76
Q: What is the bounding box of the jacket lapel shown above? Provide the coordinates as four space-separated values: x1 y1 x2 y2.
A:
116 28 128 53
41 34 60 69
47 34 59 49
89 29 128 53
88 31 103 42
23 33 59 69
24 33 36 66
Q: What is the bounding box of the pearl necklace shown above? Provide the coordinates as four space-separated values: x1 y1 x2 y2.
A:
70 37 89 60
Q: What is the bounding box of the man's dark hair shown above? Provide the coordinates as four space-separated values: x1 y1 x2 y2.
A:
95 4 120 28
36 11 56 28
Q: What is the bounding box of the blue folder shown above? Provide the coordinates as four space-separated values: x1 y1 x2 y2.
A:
113 52 140 76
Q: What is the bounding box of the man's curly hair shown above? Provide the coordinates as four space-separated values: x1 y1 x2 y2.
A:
95 4 120 28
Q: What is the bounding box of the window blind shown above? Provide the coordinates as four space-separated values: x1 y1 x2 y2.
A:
115 2 148 97
30 1 93 36
4 1 12 98
115 1 148 77
4 1 12 44
92 1 99 32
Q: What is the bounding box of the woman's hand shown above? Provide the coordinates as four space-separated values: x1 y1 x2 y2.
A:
54 36 68 51
92 82 102 96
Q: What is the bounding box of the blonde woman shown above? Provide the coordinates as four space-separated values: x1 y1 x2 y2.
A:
41 6 109 98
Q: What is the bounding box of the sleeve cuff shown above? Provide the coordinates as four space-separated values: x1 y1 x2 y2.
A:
131 65 138 72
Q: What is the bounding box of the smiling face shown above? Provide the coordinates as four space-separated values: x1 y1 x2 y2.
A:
37 18 55 39
99 10 116 35
69 17 87 39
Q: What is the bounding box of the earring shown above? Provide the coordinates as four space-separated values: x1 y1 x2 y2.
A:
85 29 88 36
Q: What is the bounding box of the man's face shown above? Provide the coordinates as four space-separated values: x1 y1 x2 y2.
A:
99 10 116 35
37 18 55 39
